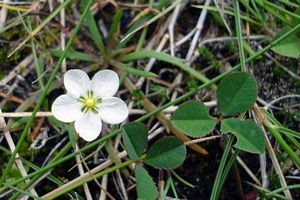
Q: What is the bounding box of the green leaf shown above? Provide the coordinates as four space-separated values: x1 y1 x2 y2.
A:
52 49 99 62
122 122 148 160
135 165 158 200
117 0 170 48
271 28 300 58
114 61 158 77
124 67 158 78
145 137 186 169
217 72 257 116
83 1 106 56
292 7 300 28
107 10 122 48
171 100 216 137
221 118 265 154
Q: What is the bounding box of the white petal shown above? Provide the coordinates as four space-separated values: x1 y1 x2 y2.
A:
98 97 128 124
91 70 119 98
51 94 83 123
75 111 102 141
64 69 91 98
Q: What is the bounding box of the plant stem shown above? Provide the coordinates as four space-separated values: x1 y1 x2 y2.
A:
266 184 300 198
267 124 300 168
42 160 134 199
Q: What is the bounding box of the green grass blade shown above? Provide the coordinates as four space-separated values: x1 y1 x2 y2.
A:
4 183 43 200
267 125 300 168
192 5 262 26
278 126 300 139
250 0 264 22
250 184 289 199
210 136 234 200
83 2 108 59
264 1 300 20
254 0 292 25
169 176 179 199
52 49 99 62
0 143 81 200
279 0 299 7
42 160 134 199
120 0 182 43
216 149 240 198
238 0 263 22
266 184 300 198
120 50 215 88
8 0 73 58
0 145 60 185
285 134 300 150
118 0 169 48
2 131 118 188
113 61 158 77
234 0 246 71
171 170 195 188
107 10 122 49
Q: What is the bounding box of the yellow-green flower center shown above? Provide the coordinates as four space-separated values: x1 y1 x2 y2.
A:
84 97 96 108
79 91 101 112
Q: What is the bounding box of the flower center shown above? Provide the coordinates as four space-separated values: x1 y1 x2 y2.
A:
84 97 96 108
79 91 102 112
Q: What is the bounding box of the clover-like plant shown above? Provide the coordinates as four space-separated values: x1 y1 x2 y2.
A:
122 122 186 200
170 72 266 200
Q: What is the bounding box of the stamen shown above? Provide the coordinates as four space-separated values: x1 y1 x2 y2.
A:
80 91 100 112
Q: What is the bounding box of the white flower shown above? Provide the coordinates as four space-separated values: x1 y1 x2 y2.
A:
51 69 128 141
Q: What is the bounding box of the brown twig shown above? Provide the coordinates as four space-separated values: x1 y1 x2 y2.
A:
28 117 44 141
0 92 27 105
